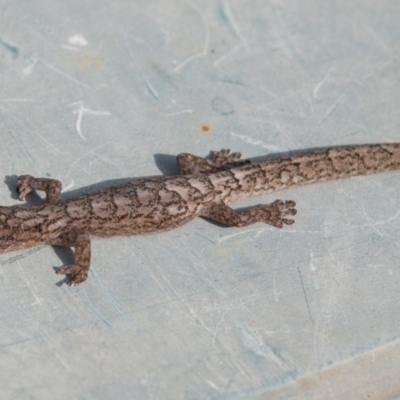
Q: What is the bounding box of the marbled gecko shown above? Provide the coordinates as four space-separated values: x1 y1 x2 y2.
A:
1 144 399 285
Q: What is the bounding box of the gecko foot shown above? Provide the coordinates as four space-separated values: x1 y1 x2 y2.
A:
16 175 35 201
209 149 250 169
57 264 89 286
262 200 297 228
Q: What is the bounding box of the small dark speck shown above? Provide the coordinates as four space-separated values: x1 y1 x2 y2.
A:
46 173 51 177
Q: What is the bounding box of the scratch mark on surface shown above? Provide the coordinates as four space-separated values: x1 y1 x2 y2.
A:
69 101 111 141
0 35 18 58
41 332 72 370
218 228 266 244
165 109 193 117
316 95 343 126
62 45 79 52
8 114 77 167
273 271 279 302
62 180 74 192
361 59 393 82
0 247 41 265
212 303 232 346
238 116 280 127
219 0 247 48
22 54 38 76
122 35 160 100
84 288 113 327
206 381 222 391
40 60 93 91
144 78 159 100
213 44 242 66
172 0 210 73
230 132 283 152
364 25 390 53
194 232 216 244
91 268 126 316
313 67 333 98
0 98 35 102
17 261 42 306
297 267 314 325
66 141 117 177
68 33 88 47
264 89 305 107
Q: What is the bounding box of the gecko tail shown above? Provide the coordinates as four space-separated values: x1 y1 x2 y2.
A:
219 143 400 202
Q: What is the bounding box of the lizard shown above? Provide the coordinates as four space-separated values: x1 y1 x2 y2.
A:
0 143 399 286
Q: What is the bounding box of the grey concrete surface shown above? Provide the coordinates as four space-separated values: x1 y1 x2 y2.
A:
0 0 400 399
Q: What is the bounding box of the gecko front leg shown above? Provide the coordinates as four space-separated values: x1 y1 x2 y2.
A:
17 175 62 203
177 149 250 174
202 200 297 228
51 231 91 286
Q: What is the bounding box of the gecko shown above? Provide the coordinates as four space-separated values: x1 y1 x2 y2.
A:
0 143 399 286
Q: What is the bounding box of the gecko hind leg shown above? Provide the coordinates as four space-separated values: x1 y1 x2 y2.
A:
201 200 297 228
17 175 62 203
50 231 91 286
177 149 250 174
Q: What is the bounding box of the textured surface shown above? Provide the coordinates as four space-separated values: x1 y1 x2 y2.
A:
1 0 400 399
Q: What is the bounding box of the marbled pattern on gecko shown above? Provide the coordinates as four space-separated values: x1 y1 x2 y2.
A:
1 143 399 285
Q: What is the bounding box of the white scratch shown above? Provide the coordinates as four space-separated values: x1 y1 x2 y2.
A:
230 132 283 152
66 142 118 177
206 381 222 391
8 114 76 166
172 0 210 73
316 95 343 126
264 89 305 107
0 98 35 102
220 0 247 48
17 261 42 306
40 60 93 91
218 227 266 244
364 25 390 53
313 67 333 98
165 109 193 117
68 34 88 46
41 332 72 370
358 208 400 228
62 179 75 192
62 44 79 52
310 250 317 272
273 271 279 302
70 101 111 141
22 55 38 76
213 44 242 67
212 303 232 346
122 35 160 100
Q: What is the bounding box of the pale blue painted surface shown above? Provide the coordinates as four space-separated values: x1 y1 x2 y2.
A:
0 1 400 399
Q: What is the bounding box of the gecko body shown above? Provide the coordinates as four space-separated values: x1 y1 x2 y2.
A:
1 143 399 285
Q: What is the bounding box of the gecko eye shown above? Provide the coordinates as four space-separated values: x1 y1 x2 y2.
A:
37 223 43 233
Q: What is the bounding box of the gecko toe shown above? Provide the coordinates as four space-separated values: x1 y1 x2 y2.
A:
16 175 35 201
58 264 89 286
282 218 295 225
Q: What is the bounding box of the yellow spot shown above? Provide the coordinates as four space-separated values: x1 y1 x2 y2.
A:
77 51 104 72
